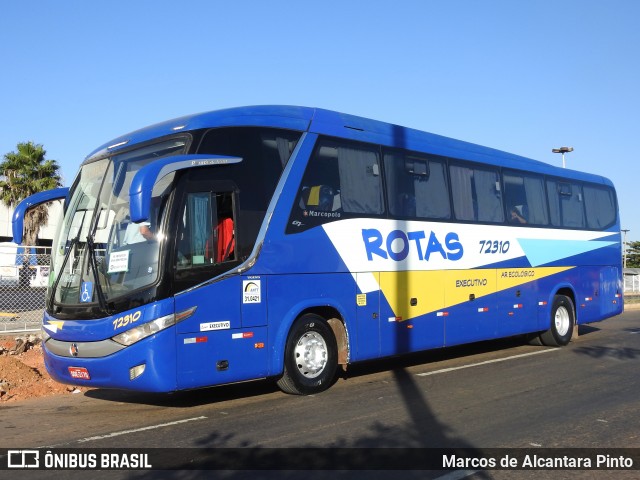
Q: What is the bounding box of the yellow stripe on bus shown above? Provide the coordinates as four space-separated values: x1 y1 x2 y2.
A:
378 266 574 322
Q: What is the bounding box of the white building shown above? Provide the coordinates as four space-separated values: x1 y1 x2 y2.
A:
0 200 64 245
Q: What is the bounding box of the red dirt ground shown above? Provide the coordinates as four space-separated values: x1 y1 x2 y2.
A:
0 336 90 403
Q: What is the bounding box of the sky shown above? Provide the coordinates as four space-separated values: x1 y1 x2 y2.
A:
1 0 639 242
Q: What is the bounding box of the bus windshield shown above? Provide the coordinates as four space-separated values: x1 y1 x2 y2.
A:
49 138 187 311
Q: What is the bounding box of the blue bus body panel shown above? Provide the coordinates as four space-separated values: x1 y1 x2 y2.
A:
175 326 268 390
172 275 271 390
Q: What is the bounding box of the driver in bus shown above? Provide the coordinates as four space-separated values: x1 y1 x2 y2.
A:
123 220 154 244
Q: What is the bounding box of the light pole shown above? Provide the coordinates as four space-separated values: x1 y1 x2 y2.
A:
622 229 630 269
552 146 574 168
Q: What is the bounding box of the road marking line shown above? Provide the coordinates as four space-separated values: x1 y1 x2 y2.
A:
416 349 557 377
77 416 207 443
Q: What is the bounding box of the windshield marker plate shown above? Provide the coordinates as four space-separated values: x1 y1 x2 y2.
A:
108 250 130 273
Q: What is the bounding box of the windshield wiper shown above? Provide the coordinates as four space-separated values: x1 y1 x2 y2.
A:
47 235 80 312
86 233 112 315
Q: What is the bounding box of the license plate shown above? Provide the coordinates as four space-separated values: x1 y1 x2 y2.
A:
68 367 91 380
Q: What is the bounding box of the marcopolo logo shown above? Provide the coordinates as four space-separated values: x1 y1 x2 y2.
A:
361 228 464 262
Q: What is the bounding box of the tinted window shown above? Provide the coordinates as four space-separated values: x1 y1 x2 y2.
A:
198 128 299 212
288 138 383 232
450 164 503 223
197 127 300 256
384 150 451 219
547 180 585 228
583 185 616 229
503 171 548 226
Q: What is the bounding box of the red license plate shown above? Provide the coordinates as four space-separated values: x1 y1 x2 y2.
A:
68 367 91 380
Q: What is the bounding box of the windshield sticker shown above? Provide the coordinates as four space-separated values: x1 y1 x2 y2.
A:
243 280 261 304
108 250 130 273
80 282 93 303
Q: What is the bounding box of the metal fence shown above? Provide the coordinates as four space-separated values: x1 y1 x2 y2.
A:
0 246 50 333
626 273 640 294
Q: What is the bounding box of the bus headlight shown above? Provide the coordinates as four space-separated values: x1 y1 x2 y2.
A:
112 314 175 346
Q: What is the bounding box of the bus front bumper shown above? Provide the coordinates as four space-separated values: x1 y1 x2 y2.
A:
42 327 177 393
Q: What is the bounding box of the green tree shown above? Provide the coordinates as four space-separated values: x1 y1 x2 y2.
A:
626 240 640 268
0 141 62 246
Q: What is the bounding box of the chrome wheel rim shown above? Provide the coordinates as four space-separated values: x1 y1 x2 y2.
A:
294 331 328 379
555 305 570 336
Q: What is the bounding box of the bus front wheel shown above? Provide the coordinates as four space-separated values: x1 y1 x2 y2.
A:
539 295 574 347
277 314 338 395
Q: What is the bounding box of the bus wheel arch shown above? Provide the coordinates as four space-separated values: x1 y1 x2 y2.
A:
539 293 575 347
276 312 339 395
327 317 349 368
293 306 349 367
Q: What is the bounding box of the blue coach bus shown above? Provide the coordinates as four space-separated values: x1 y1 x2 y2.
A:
13 106 623 395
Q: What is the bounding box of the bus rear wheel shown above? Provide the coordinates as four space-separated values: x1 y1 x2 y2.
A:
277 314 338 395
539 295 574 347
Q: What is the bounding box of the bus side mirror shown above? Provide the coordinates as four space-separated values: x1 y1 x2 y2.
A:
129 154 242 223
11 187 69 244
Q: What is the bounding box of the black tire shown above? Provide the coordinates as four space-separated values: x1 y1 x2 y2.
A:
539 295 575 347
277 314 338 395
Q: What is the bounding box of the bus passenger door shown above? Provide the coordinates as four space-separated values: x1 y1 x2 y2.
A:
355 272 380 360
175 276 243 390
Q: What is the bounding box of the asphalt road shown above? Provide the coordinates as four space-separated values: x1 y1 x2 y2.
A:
3 308 640 479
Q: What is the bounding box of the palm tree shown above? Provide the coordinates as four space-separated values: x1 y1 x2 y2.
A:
0 141 62 246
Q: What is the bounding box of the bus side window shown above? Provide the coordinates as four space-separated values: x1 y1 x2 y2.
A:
176 191 236 270
299 185 341 212
384 151 451 220
287 138 383 233
583 185 616 229
503 171 548 226
547 180 586 228
450 164 503 223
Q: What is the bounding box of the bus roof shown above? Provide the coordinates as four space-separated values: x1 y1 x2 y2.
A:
85 105 613 187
